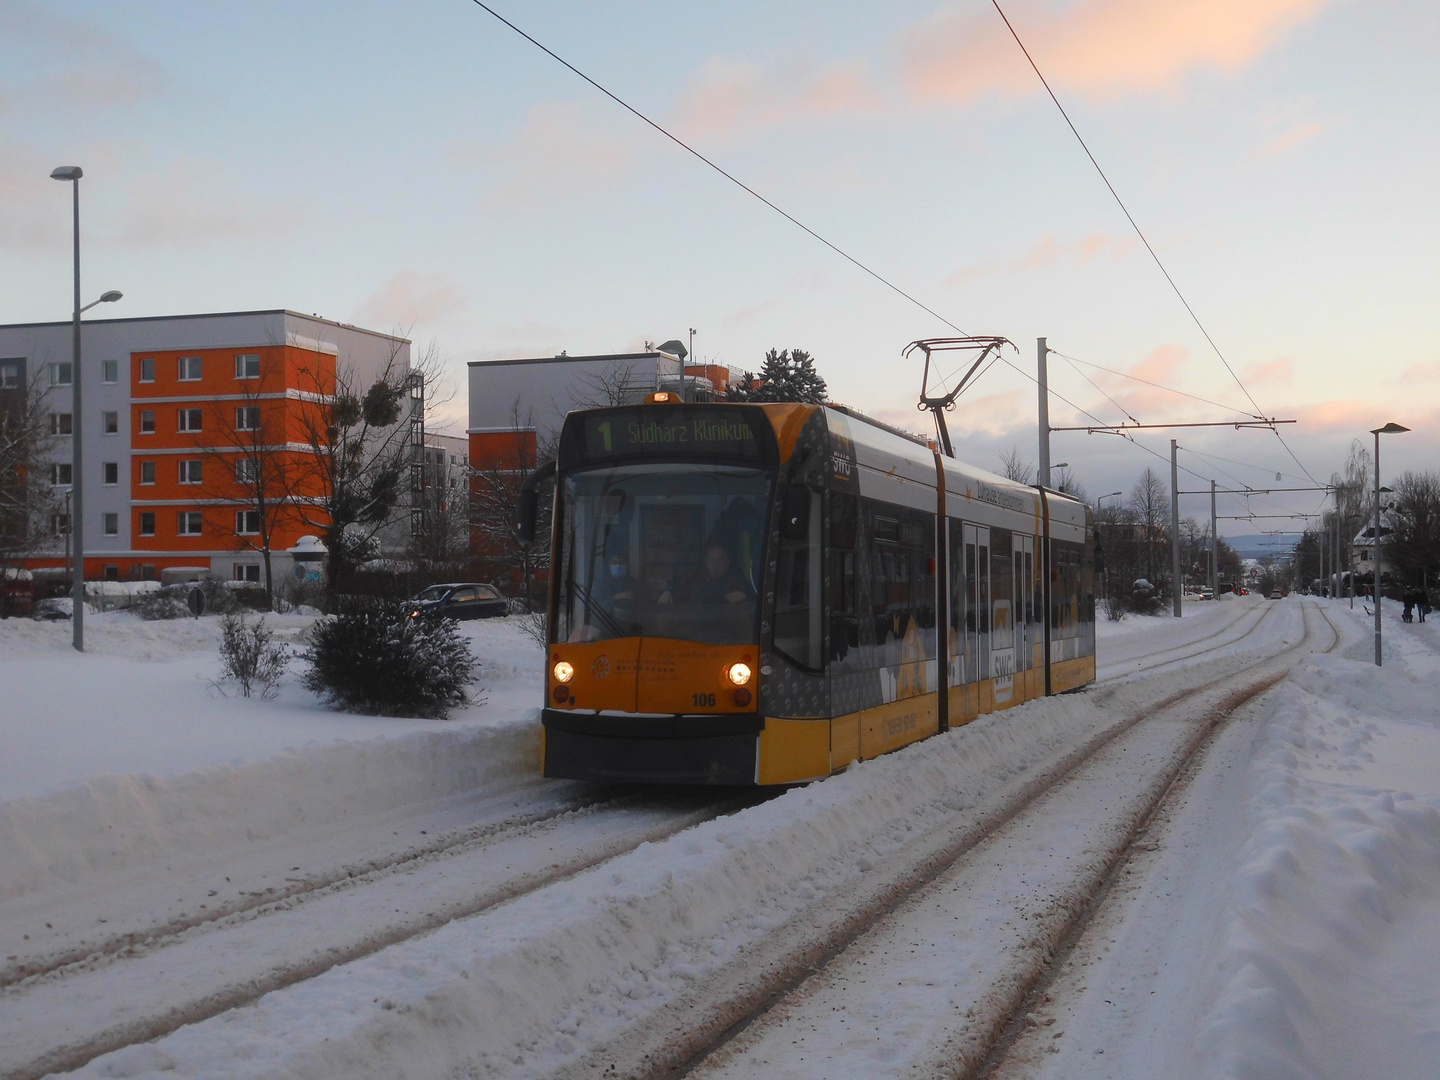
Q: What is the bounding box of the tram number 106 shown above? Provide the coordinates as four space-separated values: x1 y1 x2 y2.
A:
692 693 717 707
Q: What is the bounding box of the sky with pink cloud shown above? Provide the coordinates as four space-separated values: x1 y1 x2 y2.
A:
3 0 1436 536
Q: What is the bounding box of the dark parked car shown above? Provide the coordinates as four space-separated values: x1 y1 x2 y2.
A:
31 597 73 621
406 583 508 621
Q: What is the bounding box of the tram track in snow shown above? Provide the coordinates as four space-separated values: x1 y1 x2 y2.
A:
549 601 1331 1080
1095 596 1280 685
0 785 774 1080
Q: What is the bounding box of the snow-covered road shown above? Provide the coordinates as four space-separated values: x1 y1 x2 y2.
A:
4 595 1439 1079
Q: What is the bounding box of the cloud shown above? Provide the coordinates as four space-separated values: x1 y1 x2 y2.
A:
108 158 302 246
1399 361 1440 383
1255 118 1331 157
486 101 641 206
672 56 884 141
899 0 1330 104
354 272 468 330
0 1 166 113
946 232 1136 286
1244 357 1294 385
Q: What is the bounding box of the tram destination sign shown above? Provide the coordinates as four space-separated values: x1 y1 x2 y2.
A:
565 406 771 464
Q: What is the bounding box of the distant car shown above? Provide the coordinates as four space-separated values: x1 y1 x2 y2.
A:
406 582 508 621
31 597 73 621
1269 588 1283 600
1201 588 1214 600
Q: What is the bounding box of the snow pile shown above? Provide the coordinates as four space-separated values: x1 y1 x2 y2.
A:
0 613 545 901
67 683 1144 1079
1198 610 1440 1079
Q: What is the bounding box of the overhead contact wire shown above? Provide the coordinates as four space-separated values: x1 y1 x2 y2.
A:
470 0 969 337
990 0 1319 486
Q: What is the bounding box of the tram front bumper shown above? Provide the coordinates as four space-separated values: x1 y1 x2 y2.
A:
541 709 764 785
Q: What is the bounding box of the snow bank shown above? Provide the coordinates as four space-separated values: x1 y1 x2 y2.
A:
1197 603 1440 1079
68 682 1152 1079
0 613 546 900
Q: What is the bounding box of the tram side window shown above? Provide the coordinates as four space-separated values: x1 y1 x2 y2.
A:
865 501 936 658
774 479 824 670
1051 539 1083 639
829 491 859 662
991 528 1014 650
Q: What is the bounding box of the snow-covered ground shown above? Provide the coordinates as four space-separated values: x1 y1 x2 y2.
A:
3 596 1439 1079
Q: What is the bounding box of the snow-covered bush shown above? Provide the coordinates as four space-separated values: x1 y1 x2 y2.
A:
218 612 289 698
130 587 189 620
301 601 476 719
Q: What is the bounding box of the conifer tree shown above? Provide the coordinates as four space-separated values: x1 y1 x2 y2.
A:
727 348 828 404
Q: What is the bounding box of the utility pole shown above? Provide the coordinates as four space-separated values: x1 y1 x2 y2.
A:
1171 439 1181 617
1210 479 1218 598
1037 337 1050 487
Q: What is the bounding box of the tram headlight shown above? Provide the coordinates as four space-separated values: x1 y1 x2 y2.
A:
726 662 752 686
553 660 574 684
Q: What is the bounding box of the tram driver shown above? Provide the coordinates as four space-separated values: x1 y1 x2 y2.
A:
659 544 751 606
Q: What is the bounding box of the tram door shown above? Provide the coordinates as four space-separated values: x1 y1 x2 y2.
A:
1014 534 1035 678
963 524 990 688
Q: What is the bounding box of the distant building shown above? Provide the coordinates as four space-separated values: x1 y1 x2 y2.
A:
1351 509 1396 573
0 310 414 586
465 345 737 593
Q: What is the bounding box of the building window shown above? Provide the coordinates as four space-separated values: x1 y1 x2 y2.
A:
178 408 202 432
104 565 119 581
103 462 119 485
51 514 70 535
235 353 261 379
179 459 203 484
140 460 156 485
103 410 119 435
178 511 203 535
102 360 119 384
179 356 203 381
139 358 155 383
50 413 73 436
50 463 73 486
102 513 118 536
235 406 261 431
139 512 156 536
234 564 261 583
235 458 258 483
236 510 261 535
139 410 156 434
0 360 21 389
411 508 425 536
49 362 72 387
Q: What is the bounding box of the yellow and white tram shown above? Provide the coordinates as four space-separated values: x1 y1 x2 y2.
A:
524 397 1096 785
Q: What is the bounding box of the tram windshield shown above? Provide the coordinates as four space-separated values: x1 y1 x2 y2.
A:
555 462 771 645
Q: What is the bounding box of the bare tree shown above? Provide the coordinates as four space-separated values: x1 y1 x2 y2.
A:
998 445 1034 485
469 399 551 610
1388 470 1440 587
1129 467 1170 589
196 381 292 609
286 339 449 597
1053 466 1088 503
0 371 59 571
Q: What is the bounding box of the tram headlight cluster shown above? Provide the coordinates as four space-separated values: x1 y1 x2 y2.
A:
726 662 752 686
553 660 574 684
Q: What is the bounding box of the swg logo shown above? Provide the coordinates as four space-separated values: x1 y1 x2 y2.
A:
590 656 611 679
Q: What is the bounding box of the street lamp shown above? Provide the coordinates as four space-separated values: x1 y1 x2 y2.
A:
1096 491 1122 511
1370 423 1409 666
51 164 122 652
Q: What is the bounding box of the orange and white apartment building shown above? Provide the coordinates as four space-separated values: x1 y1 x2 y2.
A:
0 310 413 585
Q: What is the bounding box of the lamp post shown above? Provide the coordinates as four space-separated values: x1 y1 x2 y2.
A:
1370 423 1409 666
50 164 121 652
